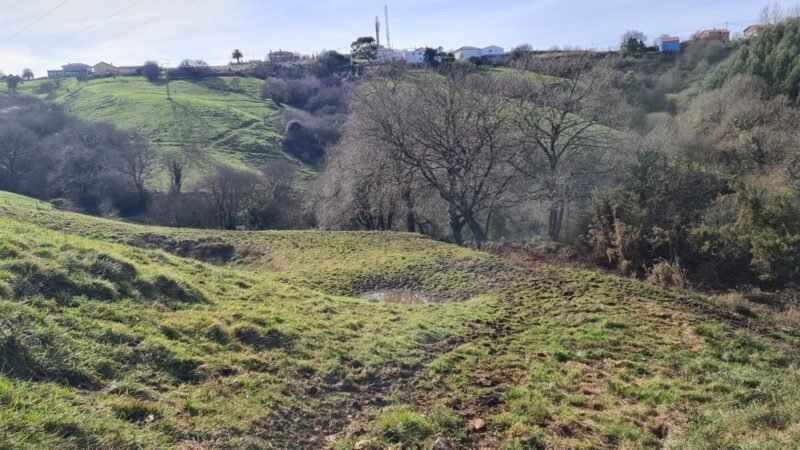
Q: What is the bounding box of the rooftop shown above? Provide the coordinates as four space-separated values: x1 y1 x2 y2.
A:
62 63 91 69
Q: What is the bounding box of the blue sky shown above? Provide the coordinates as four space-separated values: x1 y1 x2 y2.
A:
0 0 767 76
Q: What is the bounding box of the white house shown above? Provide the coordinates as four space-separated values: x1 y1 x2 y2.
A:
454 46 482 60
403 48 426 65
454 45 505 60
481 45 504 58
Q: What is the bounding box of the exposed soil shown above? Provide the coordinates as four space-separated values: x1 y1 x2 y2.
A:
133 233 235 263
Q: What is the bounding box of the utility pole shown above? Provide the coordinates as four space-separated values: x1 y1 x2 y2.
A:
164 62 171 100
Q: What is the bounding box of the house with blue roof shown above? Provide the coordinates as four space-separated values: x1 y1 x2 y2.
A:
658 36 681 53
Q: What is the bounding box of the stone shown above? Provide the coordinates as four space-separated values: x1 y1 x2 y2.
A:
353 439 373 450
467 418 486 432
433 438 452 449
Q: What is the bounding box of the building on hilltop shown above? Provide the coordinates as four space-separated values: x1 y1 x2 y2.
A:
658 36 681 52
47 63 92 79
268 50 299 63
93 62 117 75
454 46 482 60
744 24 767 39
374 46 404 63
403 48 426 65
697 29 730 42
481 45 504 58
454 45 504 61
92 62 140 76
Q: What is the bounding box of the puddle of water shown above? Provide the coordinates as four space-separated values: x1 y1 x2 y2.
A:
359 290 433 305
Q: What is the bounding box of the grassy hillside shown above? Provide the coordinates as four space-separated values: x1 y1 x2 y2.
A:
0 191 52 210
0 196 798 448
16 76 291 177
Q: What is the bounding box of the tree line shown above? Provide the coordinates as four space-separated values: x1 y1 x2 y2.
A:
316 56 624 246
315 48 800 290
0 95 306 230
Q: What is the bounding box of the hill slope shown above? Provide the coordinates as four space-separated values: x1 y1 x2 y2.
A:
0 196 798 449
16 76 291 175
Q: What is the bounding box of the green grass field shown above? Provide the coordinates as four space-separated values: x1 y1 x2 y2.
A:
0 194 799 449
0 191 52 210
16 76 293 184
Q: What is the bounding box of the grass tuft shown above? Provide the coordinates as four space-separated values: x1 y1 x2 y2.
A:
377 406 433 445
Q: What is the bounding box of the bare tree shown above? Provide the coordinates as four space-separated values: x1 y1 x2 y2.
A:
0 124 39 191
621 30 647 45
315 133 406 231
162 146 204 194
349 69 520 245
759 2 800 24
165 155 188 195
244 162 303 230
201 166 261 230
115 135 158 209
761 3 787 24
508 54 624 241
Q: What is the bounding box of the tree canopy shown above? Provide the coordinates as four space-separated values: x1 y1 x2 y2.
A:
232 49 244 63
731 19 800 102
351 36 378 60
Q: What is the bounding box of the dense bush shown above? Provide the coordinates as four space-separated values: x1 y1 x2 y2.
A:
309 51 352 78
281 120 325 165
33 80 59 95
259 70 349 169
174 59 211 79
260 77 289 105
141 61 160 82
260 76 348 115
691 186 800 287
147 192 216 228
278 108 345 148
587 134 725 277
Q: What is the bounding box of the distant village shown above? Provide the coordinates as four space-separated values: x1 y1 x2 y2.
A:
44 45 507 79
44 22 768 80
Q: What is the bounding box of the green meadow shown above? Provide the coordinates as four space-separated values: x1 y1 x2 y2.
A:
16 76 293 181
0 195 797 448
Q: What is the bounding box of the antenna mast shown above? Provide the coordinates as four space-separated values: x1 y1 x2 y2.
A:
385 5 391 49
375 16 381 48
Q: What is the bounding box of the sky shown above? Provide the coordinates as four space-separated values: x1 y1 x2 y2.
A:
0 0 767 76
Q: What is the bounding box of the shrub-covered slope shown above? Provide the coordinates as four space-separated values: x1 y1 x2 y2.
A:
0 197 798 449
